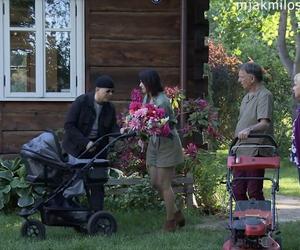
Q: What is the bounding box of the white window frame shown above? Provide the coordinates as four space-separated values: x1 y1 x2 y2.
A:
0 0 84 101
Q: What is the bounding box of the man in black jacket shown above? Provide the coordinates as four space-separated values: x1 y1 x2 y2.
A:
62 75 120 210
63 75 119 158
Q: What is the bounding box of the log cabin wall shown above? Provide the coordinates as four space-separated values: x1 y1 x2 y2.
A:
0 102 69 156
85 0 182 103
0 0 209 156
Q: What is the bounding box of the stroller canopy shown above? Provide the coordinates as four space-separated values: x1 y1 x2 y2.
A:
21 131 64 163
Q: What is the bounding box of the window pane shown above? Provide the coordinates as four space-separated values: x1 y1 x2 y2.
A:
10 0 35 28
10 31 36 92
46 32 70 93
45 0 70 29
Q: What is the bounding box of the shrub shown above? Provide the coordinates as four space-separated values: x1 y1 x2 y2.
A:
0 157 45 212
183 149 228 214
104 177 164 211
208 40 242 145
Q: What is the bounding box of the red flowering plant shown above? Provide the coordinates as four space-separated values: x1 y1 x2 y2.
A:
178 142 199 175
181 98 220 142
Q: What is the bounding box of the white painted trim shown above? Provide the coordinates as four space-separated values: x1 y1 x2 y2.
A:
69 0 76 97
3 0 9 98
36 0 44 97
2 97 76 102
76 0 85 96
0 0 3 100
0 0 83 101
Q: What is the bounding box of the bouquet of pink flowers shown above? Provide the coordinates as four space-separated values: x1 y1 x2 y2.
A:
122 92 171 138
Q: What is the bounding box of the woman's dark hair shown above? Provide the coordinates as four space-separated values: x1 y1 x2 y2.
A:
139 69 163 96
240 62 263 82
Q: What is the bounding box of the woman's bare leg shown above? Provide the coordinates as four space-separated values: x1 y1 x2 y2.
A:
156 167 177 220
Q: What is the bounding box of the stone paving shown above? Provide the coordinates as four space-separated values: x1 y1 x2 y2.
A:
276 195 300 222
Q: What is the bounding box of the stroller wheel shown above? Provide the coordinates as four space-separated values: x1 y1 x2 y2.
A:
20 219 46 240
87 211 117 236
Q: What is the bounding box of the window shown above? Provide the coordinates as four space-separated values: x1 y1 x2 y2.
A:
0 0 84 101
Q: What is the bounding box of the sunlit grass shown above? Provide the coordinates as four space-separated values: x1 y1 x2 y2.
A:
1 209 300 250
264 158 299 197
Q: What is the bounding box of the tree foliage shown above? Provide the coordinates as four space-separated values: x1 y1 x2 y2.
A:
208 0 296 155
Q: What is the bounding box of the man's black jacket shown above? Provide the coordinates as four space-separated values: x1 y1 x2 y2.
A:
62 92 119 157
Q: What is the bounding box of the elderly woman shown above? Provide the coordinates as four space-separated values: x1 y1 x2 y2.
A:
291 73 300 182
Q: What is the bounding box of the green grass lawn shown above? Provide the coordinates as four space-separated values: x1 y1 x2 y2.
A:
264 157 300 197
1 209 300 250
0 155 299 249
0 210 224 250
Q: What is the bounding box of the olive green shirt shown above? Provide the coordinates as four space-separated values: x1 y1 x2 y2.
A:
234 85 274 156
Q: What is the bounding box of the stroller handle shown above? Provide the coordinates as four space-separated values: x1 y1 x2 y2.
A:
79 131 136 165
229 134 278 153
77 132 131 158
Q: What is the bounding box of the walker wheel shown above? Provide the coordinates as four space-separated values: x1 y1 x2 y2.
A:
20 219 46 240
87 211 117 236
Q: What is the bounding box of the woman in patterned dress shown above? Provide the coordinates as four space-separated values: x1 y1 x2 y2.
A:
291 73 300 183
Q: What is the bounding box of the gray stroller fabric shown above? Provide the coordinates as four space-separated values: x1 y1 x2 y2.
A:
21 131 87 197
22 131 63 162
63 179 86 198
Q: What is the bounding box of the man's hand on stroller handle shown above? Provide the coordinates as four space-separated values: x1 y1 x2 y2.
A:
86 141 95 151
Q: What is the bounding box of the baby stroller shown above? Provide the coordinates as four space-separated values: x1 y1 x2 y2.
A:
19 130 134 239
222 134 281 250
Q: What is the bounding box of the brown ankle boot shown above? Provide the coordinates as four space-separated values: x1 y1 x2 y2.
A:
174 210 185 227
164 219 177 232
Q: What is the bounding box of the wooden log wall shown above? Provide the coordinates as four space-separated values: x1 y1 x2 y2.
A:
85 0 182 102
0 0 209 156
0 102 70 156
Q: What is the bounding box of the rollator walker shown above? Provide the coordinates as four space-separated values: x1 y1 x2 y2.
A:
222 134 281 250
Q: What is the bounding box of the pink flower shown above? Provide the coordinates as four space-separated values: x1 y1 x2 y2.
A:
122 101 170 138
129 102 142 113
161 124 171 137
130 88 143 103
164 86 181 99
184 143 198 158
206 125 220 138
156 107 165 118
196 99 208 110
128 117 141 130
134 107 148 117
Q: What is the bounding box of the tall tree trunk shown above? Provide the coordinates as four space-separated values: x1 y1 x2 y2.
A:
277 7 300 118
277 9 293 78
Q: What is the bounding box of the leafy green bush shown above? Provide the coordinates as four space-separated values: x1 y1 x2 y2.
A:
190 150 228 214
0 157 45 212
105 177 164 211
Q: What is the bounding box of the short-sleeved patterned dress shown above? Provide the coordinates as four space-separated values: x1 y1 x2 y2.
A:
144 92 184 168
